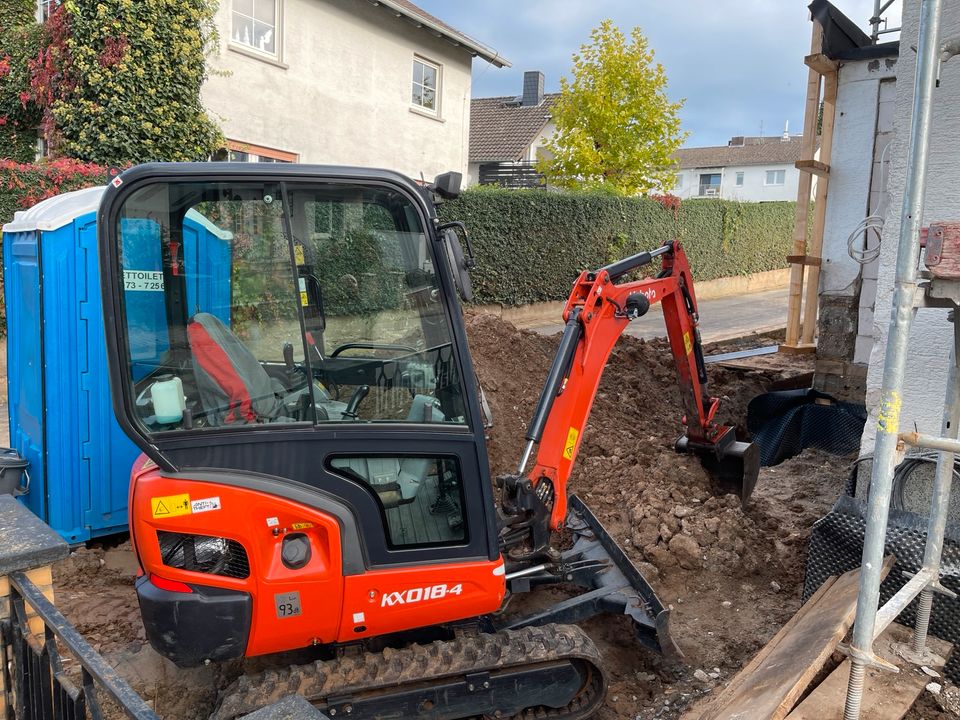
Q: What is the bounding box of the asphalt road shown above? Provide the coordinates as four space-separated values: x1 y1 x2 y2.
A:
529 287 790 344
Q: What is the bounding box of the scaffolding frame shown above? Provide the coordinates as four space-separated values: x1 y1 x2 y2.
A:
842 0 959 717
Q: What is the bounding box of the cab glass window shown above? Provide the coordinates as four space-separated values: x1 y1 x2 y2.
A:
113 179 467 435
328 455 465 548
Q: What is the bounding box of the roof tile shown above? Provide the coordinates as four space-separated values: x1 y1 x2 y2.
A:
469 94 558 163
675 136 810 169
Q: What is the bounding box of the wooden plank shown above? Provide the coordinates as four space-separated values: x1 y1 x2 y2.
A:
700 558 894 720
795 159 831 177
786 622 951 720
786 254 823 267
800 70 838 345
779 343 818 355
804 53 840 75
786 21 825 347
688 577 839 720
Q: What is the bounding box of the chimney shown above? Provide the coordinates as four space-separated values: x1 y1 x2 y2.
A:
522 71 544 107
729 136 745 147
781 120 790 142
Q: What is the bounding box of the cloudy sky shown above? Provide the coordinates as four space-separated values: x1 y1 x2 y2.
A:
414 1 901 148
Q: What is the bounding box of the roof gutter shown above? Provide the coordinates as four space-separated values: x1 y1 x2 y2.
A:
369 0 512 68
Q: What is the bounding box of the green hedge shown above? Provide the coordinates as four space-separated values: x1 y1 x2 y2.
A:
437 188 795 306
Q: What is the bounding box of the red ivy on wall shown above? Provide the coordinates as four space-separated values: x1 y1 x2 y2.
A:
0 158 106 209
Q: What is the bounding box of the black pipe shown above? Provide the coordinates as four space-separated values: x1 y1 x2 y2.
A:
525 308 583 442
598 243 671 281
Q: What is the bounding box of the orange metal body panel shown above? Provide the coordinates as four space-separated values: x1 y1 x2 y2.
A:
129 462 505 656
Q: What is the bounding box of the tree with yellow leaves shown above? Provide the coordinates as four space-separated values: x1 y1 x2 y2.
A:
539 20 686 196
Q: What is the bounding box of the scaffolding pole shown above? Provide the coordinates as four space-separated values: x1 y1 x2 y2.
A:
843 0 943 718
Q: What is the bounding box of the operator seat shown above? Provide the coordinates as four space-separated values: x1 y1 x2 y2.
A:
187 312 286 425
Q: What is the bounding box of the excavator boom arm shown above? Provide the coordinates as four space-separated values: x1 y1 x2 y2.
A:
519 241 754 530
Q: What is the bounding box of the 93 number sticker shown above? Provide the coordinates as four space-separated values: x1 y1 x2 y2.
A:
274 591 302 619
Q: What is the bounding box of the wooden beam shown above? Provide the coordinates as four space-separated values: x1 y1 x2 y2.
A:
800 70 839 346
786 255 823 267
786 21 824 347
786 623 951 720
779 343 818 355
795 159 831 177
804 53 839 75
697 559 894 720
686 577 838 720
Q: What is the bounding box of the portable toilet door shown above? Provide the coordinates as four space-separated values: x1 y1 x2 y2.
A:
2 186 232 542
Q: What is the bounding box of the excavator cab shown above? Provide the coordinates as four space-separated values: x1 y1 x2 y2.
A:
99 164 753 718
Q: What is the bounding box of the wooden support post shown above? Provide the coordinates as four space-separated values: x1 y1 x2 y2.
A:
801 70 838 345
785 21 824 348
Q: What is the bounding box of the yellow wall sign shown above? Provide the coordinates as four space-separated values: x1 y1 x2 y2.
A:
151 493 192 519
563 427 580 460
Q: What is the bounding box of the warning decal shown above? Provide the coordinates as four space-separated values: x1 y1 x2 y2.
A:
562 427 580 461
683 331 693 356
151 493 191 518
190 496 221 514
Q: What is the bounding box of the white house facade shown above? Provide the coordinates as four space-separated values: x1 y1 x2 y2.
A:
202 0 507 180
673 135 808 202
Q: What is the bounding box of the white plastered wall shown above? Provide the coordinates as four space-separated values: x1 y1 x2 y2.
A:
203 0 475 180
860 1 960 454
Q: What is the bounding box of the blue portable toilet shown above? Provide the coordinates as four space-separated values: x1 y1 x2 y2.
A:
2 187 232 542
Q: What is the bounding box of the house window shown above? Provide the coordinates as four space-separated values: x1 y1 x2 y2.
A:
232 0 278 56
765 169 786 186
676 174 684 188
412 58 440 115
698 173 721 196
213 140 298 163
735 172 744 187
37 0 58 21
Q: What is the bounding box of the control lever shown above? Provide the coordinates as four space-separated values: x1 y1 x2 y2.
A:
341 385 370 420
283 342 295 373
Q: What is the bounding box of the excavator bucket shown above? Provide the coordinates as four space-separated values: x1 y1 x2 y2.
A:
677 432 761 508
502 494 684 661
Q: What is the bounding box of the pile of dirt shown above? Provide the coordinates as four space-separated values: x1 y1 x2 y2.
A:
48 313 856 719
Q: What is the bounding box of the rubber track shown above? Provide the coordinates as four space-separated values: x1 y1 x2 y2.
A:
212 624 605 720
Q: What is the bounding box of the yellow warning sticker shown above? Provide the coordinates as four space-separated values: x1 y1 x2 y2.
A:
294 245 305 265
151 494 191 519
300 291 309 306
563 427 580 460
292 522 314 530
683 331 693 356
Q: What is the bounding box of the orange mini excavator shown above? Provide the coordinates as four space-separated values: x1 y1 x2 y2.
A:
98 163 759 719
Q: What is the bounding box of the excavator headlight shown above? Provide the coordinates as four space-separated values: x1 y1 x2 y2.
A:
157 530 250 579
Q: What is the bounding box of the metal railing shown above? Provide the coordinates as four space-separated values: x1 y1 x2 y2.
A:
0 571 160 720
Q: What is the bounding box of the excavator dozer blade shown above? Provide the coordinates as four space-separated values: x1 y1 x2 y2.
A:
565 495 683 659
502 494 683 660
677 432 761 508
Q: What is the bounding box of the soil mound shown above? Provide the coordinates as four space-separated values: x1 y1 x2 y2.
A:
464 311 772 577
